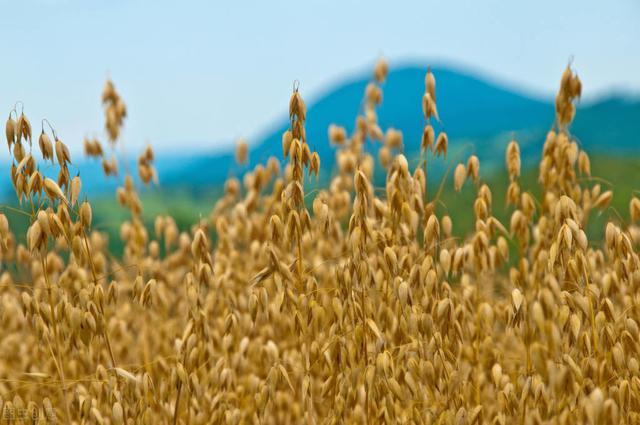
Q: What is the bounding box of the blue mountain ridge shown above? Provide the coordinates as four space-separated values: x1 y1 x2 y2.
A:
2 64 638 199
156 64 639 188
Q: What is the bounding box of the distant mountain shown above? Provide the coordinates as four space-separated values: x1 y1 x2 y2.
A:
157 64 639 188
570 96 640 151
3 64 637 199
250 65 552 166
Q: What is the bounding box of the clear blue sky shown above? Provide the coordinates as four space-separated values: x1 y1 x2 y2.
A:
2 0 639 158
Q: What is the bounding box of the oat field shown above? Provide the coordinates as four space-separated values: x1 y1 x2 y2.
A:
2 59 640 424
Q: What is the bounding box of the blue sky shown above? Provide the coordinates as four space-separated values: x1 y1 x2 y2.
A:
2 0 639 158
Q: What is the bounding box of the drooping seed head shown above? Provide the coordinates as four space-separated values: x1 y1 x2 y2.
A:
236 139 248 165
425 68 436 103
43 178 67 204
453 163 467 192
373 57 388 83
5 114 16 151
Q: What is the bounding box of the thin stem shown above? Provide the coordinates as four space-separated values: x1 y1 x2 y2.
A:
296 229 304 291
173 379 183 425
82 228 118 368
173 349 188 425
41 254 73 423
41 118 57 140
81 225 129 424
360 273 369 425
424 148 428 203
582 262 599 358
14 101 24 114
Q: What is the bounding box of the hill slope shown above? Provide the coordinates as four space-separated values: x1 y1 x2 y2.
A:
3 64 635 198
159 64 639 188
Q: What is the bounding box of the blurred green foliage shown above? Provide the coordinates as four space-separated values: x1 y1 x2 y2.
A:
1 155 637 258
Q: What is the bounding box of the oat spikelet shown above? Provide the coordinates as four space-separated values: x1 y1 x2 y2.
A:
453 163 466 192
236 139 248 165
